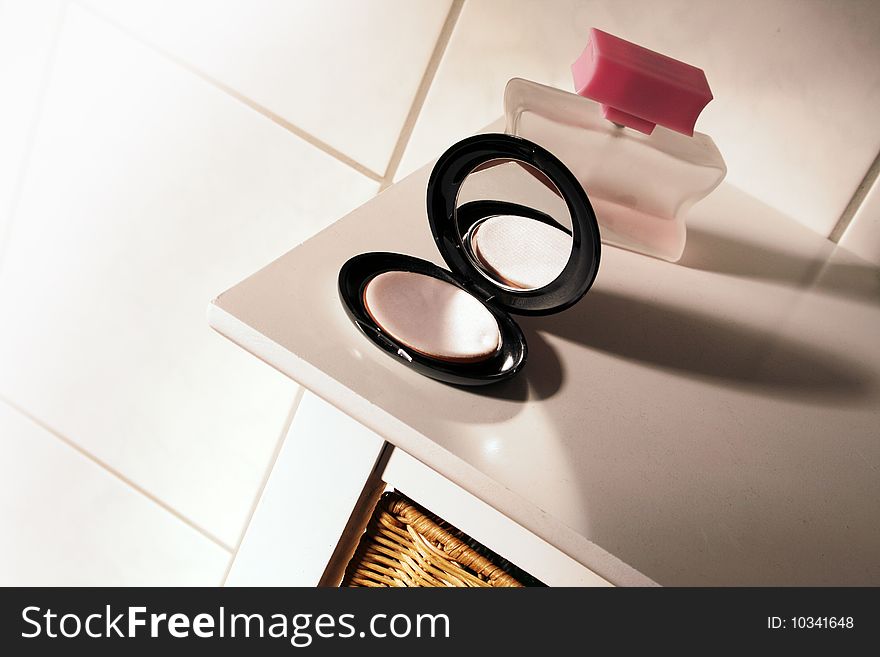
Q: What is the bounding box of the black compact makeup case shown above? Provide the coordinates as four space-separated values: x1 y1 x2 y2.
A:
339 133 601 385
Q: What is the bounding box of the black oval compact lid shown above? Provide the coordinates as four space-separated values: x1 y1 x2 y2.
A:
426 133 601 316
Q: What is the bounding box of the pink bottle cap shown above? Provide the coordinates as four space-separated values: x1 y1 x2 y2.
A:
571 28 713 136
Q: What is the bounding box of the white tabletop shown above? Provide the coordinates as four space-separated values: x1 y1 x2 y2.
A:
209 155 880 586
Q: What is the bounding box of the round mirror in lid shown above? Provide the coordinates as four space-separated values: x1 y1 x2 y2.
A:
427 133 601 316
457 158 572 291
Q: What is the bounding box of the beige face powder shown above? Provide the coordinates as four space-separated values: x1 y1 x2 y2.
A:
470 214 571 290
363 271 501 363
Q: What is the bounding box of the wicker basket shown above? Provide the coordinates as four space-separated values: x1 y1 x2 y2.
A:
342 491 542 587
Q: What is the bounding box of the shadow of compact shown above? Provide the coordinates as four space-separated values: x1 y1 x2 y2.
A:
519 288 874 405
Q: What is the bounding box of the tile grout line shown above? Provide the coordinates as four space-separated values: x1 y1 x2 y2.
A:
828 148 880 243
0 0 69 278
73 0 384 183
378 0 465 190
220 385 306 586
0 395 234 554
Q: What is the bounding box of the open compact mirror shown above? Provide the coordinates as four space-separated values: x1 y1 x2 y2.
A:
338 133 601 385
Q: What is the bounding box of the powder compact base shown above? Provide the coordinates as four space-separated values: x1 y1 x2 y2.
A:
338 133 601 385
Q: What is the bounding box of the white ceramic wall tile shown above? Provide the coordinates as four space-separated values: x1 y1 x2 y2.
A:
399 0 880 237
82 0 453 175
0 5 378 548
0 0 65 240
0 401 230 585
226 392 385 586
839 174 880 266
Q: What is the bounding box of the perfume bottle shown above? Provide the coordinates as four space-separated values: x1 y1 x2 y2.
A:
504 29 726 262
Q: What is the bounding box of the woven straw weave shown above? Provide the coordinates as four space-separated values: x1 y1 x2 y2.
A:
342 492 526 587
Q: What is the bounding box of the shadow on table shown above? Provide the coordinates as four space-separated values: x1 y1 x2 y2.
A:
466 183 878 404
679 184 879 304
520 288 874 405
682 226 879 304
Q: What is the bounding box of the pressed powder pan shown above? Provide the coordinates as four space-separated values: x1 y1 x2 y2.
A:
470 214 573 290
338 133 601 385
362 270 502 363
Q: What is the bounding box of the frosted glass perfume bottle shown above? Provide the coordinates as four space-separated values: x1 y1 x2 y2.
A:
504 29 726 262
